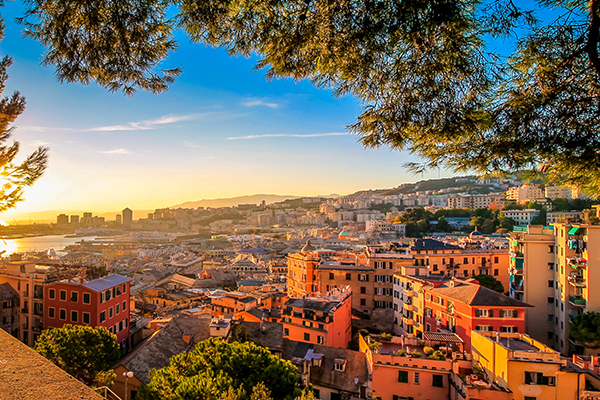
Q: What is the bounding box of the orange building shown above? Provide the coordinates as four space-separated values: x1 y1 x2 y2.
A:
287 244 321 298
393 275 531 352
210 292 258 318
411 238 510 290
282 287 352 349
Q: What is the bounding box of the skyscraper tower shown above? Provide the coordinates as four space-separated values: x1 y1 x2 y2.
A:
122 208 133 227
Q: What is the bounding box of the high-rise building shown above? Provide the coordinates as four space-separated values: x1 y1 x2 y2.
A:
70 215 80 225
56 214 69 225
508 225 557 347
115 214 122 225
82 212 93 227
122 207 133 227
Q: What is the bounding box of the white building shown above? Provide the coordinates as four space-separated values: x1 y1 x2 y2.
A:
500 209 541 226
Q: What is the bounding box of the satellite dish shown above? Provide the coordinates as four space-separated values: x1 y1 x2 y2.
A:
354 378 359 384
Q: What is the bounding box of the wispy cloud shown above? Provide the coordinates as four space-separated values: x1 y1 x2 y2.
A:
227 132 350 140
183 141 210 150
18 125 72 133
88 113 208 132
243 100 280 109
99 148 131 155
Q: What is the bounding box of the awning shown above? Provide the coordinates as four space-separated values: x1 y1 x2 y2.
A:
568 226 581 235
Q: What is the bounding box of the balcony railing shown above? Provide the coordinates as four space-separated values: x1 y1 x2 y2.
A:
568 276 586 288
569 295 586 307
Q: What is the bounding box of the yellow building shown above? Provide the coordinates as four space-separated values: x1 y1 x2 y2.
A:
471 331 586 400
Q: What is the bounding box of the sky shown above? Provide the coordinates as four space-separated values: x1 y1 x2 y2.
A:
0 2 454 220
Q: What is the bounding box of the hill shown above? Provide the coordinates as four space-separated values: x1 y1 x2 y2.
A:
171 194 301 209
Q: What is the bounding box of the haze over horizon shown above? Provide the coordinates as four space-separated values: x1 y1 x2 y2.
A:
0 1 453 222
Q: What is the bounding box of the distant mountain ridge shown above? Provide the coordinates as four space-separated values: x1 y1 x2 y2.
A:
170 194 302 209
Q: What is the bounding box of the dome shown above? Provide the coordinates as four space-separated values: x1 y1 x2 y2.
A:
338 230 350 238
470 226 484 239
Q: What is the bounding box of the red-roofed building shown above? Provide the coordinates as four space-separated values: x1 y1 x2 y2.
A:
44 274 131 348
394 276 531 351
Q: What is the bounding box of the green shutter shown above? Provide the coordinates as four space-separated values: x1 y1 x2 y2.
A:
398 371 409 383
489 310 494 317
525 372 532 384
499 310 505 318
513 310 519 318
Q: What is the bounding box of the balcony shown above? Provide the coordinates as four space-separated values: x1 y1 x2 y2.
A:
567 257 587 268
32 324 42 333
21 308 29 314
511 257 524 270
569 295 586 307
33 308 43 317
402 317 414 326
510 282 524 292
568 276 587 288
404 289 414 297
403 303 414 312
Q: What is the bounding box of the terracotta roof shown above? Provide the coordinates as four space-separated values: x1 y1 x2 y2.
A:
0 329 103 400
430 281 532 307
412 238 460 251
423 332 464 343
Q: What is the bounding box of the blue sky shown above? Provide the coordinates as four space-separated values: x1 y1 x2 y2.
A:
0 2 453 218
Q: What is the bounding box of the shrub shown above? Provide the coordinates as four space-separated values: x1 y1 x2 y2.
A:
409 351 422 358
423 346 434 355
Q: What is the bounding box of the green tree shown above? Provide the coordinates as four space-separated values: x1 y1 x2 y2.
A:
0 10 48 211
472 274 504 293
570 312 600 349
139 338 300 400
16 1 600 192
34 324 120 383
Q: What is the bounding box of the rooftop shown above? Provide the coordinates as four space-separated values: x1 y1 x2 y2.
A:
82 274 131 292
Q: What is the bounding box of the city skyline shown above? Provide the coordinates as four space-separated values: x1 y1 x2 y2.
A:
0 1 451 221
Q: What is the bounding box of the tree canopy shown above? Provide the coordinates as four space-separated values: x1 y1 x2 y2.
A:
139 337 300 400
570 311 600 349
0 10 48 211
14 0 600 192
34 324 121 383
472 274 504 293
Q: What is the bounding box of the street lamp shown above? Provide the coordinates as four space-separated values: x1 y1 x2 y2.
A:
123 371 134 400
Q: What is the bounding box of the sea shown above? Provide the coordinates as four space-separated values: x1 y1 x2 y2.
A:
0 235 97 254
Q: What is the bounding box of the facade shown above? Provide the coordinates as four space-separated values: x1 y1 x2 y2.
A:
545 185 576 199
500 209 541 226
506 185 545 202
122 207 133 227
508 225 557 347
0 261 58 346
44 274 131 346
472 330 587 400
0 282 19 338
210 292 258 317
446 194 505 210
393 276 530 351
287 247 320 298
282 288 352 349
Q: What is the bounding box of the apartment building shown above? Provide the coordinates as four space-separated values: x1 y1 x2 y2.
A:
282 287 352 349
446 194 505 209
210 292 258 318
500 209 541 226
506 185 545 202
287 243 321 298
508 225 557 347
545 185 577 199
472 331 589 400
0 260 58 346
411 239 510 289
44 274 131 346
0 282 19 337
393 276 530 351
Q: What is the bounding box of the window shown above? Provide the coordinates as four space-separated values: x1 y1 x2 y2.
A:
70 291 78 302
334 359 346 371
375 275 384 282
398 371 409 383
524 397 537 400
100 292 104 303
414 372 420 385
122 284 126 293
109 307 113 318
83 293 91 304
48 307 55 318
525 372 556 386
116 304 120 314
547 297 554 305
48 289 55 299
494 256 499 263
548 280 554 288
116 286 121 296
284 328 289 336
59 309 66 320
359 274 369 282
475 309 492 317
494 269 499 276
499 310 519 318
83 312 90 324
122 301 126 311
317 335 324 344
346 273 351 280
547 331 554 340
100 311 106 323
360 287 366 294
304 332 310 341
500 326 518 333
547 314 554 323
463 257 468 264
360 299 366 306
71 311 78 322
432 374 444 388
329 273 334 280
59 290 67 301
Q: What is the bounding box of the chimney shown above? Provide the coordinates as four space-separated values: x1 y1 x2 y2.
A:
182 334 191 344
